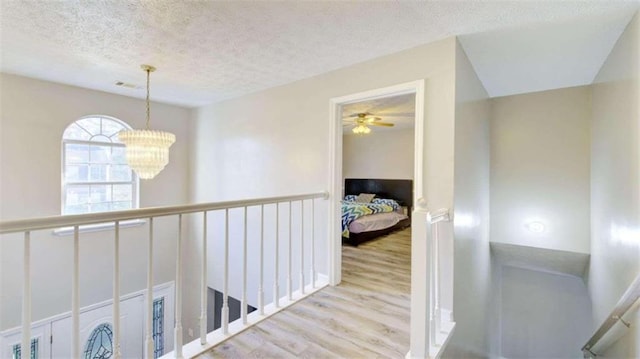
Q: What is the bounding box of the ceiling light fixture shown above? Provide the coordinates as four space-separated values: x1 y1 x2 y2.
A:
352 124 371 134
118 65 176 180
526 221 546 233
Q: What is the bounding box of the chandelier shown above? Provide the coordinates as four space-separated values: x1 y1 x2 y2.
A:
118 65 176 179
352 124 371 134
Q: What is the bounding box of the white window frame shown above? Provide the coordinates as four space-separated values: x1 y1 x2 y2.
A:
57 115 142 235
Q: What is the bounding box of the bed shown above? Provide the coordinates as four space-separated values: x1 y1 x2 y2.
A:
342 178 413 246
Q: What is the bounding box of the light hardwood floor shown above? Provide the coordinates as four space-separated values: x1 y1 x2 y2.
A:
198 227 411 359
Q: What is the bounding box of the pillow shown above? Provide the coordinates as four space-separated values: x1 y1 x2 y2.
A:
344 194 357 202
372 198 400 210
355 193 376 203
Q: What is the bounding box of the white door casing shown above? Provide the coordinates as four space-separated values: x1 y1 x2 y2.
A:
327 80 426 286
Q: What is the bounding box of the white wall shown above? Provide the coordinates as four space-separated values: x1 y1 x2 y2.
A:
0 74 193 336
590 12 640 355
443 40 492 358
499 266 592 358
490 86 591 254
342 129 414 180
191 37 457 307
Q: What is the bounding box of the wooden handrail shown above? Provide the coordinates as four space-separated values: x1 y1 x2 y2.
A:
582 273 640 356
0 192 329 234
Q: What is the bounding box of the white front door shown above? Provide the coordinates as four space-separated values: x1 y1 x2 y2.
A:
50 295 144 359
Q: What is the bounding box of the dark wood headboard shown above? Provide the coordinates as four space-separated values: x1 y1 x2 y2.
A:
344 179 413 209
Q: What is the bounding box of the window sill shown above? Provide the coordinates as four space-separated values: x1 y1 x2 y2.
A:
52 219 146 236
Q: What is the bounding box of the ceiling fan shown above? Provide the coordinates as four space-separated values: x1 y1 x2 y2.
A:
343 113 394 134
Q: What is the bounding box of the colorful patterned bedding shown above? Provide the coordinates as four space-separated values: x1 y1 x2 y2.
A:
341 199 399 238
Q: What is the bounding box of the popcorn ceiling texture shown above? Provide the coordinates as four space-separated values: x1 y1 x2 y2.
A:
0 1 637 107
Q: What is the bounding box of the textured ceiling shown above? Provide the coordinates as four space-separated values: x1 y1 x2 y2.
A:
490 242 590 279
342 93 415 134
1 1 639 107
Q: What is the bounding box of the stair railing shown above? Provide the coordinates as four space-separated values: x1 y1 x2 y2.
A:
408 207 456 359
0 191 328 359
582 273 640 358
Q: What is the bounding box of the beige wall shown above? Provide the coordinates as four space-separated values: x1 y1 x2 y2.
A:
191 37 456 208
342 129 415 181
590 12 640 357
0 74 193 337
490 86 592 254
191 36 457 311
443 40 492 358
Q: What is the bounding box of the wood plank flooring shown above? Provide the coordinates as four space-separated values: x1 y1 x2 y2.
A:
198 228 411 359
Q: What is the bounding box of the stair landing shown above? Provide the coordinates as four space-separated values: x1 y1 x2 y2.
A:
197 228 411 358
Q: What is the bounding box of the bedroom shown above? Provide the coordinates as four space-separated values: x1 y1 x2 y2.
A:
340 93 415 247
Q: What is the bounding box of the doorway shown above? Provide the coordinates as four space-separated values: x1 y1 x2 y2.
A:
328 80 425 285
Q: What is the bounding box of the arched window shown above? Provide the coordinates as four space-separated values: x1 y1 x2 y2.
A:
62 116 138 215
83 323 113 359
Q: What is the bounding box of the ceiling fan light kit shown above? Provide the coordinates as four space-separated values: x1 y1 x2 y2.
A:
346 112 394 135
352 124 372 134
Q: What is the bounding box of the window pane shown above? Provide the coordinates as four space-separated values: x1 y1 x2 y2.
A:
90 185 111 203
66 144 90 163
110 165 132 181
63 117 137 215
89 145 111 164
84 323 113 359
102 119 126 138
91 202 111 213
153 297 165 358
89 165 108 182
76 118 101 137
111 201 132 211
66 186 90 206
63 123 91 140
111 147 127 164
65 165 89 182
112 184 132 202
65 204 90 215
12 337 38 359
90 134 112 143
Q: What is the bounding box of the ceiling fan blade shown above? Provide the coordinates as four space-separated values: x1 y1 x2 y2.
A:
369 122 394 127
364 117 382 123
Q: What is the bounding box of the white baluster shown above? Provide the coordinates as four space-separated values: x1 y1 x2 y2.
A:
146 218 154 359
434 222 441 339
174 214 183 358
300 200 305 295
222 209 230 334
287 201 293 300
310 199 315 288
258 205 264 314
241 206 248 324
274 203 280 308
72 226 80 358
200 212 208 345
21 231 31 359
428 214 437 346
113 221 121 359
409 212 431 358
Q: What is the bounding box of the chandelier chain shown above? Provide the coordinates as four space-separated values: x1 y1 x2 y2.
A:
145 68 151 130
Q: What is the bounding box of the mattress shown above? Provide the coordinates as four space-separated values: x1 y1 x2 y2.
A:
348 211 409 234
